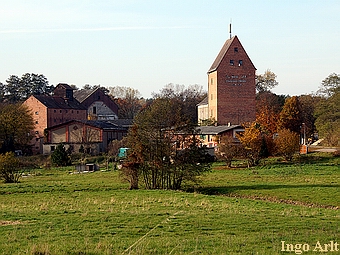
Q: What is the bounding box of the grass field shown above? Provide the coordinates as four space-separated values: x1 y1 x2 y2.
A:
0 153 339 254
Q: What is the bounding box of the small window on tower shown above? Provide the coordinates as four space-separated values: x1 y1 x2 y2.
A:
234 47 238 52
230 60 234 66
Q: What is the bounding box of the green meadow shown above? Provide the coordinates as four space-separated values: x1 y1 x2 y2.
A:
0 153 339 254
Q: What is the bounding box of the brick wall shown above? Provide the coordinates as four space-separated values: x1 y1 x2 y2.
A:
209 36 256 125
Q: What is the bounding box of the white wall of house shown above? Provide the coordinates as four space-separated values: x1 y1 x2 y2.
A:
88 101 118 120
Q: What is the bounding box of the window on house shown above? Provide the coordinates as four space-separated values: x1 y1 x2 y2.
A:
211 94 213 100
54 110 56 113
234 47 238 52
35 111 39 115
77 111 79 114
230 60 234 66
211 78 213 85
238 60 243 66
35 121 39 124
60 110 62 113
93 107 97 114
51 146 55 152
35 131 39 134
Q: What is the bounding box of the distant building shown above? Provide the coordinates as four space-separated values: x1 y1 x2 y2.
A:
73 88 119 120
198 35 256 125
196 125 244 148
23 83 87 154
43 119 132 155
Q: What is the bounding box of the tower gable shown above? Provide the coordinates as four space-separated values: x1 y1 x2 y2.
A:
207 35 256 125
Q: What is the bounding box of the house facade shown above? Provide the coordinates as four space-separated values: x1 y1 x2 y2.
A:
198 35 256 125
197 125 244 148
23 83 87 154
43 119 131 155
73 88 119 120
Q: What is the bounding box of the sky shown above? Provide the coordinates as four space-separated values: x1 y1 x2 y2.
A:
0 0 339 98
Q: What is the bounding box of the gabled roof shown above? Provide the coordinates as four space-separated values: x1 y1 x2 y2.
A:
55 83 74 90
196 125 242 135
73 88 98 103
197 96 208 106
208 35 256 73
33 95 86 110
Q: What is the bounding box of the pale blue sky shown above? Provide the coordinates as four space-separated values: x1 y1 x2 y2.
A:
0 0 339 98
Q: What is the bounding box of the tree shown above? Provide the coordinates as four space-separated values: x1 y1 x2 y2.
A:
314 88 340 146
0 152 21 183
51 144 72 167
317 73 340 97
216 135 242 167
0 104 35 154
237 123 266 167
109 86 144 119
152 83 207 124
3 73 53 103
274 129 300 161
123 97 211 190
298 94 321 143
256 69 279 93
83 84 109 94
278 96 302 134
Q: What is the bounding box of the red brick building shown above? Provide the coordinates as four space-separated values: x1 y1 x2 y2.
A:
23 83 87 154
198 35 256 125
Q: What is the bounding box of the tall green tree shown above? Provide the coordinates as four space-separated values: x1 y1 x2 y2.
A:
0 104 35 154
3 73 53 103
314 88 340 146
123 97 211 190
317 73 340 97
298 94 321 142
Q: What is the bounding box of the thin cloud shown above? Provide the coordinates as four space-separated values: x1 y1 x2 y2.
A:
0 26 191 34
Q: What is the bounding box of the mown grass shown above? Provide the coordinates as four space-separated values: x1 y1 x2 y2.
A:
0 153 339 254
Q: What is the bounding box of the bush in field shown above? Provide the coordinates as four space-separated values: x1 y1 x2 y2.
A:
237 123 269 167
216 136 242 167
51 144 71 167
0 152 21 183
275 128 300 161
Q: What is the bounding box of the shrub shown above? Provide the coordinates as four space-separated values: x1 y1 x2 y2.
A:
275 129 300 161
51 144 71 167
0 152 21 183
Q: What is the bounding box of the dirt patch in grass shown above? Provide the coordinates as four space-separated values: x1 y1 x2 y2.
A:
226 193 339 210
0 220 22 226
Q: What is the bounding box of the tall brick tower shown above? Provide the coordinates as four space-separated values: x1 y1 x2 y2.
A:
207 35 256 125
